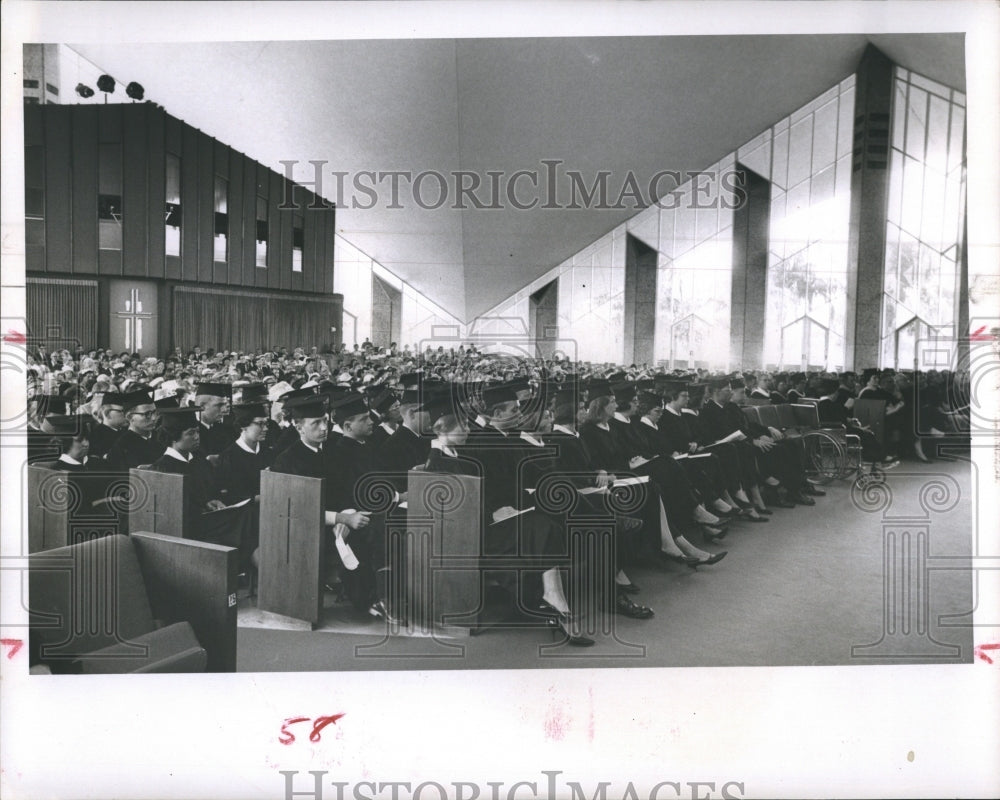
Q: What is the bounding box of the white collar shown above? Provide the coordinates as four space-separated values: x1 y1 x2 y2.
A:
164 447 191 463
431 440 457 457
597 422 610 431
380 421 396 434
552 424 578 438
489 425 509 437
519 431 544 447
664 406 682 416
475 414 488 427
301 440 322 454
58 453 86 466
330 423 344 434
613 412 631 424
640 416 658 429
200 420 213 430
711 400 724 408
236 437 259 454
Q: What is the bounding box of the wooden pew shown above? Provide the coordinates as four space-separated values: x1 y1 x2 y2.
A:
128 468 187 538
29 532 237 673
27 464 130 553
404 471 483 634
256 470 326 626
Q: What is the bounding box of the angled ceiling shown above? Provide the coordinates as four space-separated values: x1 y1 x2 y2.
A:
72 34 965 322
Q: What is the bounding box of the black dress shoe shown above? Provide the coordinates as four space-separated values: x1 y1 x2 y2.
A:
802 486 826 497
752 505 774 515
790 493 816 506
616 593 655 619
696 551 728 566
660 551 700 567
743 513 769 523
546 615 596 646
616 581 641 594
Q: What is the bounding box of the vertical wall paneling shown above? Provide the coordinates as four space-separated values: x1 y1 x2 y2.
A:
146 105 166 279
197 133 214 283
255 163 270 289
180 123 200 282
213 140 230 284
65 105 93 274
269 170 286 291
227 148 245 286
122 105 148 277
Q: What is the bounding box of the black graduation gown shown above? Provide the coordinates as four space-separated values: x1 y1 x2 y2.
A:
106 430 166 470
217 441 272 503
87 423 125 460
147 451 258 567
379 425 431 492
196 420 234 457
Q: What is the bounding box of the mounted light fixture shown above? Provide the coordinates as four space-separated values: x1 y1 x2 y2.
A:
126 81 144 102
97 74 115 102
75 83 94 99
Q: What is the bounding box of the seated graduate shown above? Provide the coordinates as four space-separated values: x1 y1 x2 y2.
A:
602 380 730 540
193 381 234 464
236 383 282 458
41 415 95 472
459 383 597 645
326 392 407 620
379 383 432 482
147 407 259 573
729 379 824 505
421 392 480 477
86 392 127 460
633 388 748 522
27 395 71 464
217 401 275 504
269 393 372 601
365 387 401 450
105 389 167 470
657 383 767 522
578 381 726 567
537 387 654 619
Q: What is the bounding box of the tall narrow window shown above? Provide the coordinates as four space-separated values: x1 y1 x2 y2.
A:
98 142 122 250
165 153 181 257
255 196 268 267
25 145 44 246
292 216 303 272
214 176 228 262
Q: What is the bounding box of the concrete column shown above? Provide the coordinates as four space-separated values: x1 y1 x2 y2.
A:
730 167 771 369
846 45 895 370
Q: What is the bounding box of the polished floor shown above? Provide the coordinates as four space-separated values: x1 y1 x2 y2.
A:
236 448 975 671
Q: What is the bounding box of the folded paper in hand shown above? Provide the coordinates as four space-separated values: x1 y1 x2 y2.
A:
612 475 649 487
203 497 253 515
333 522 360 570
491 506 536 524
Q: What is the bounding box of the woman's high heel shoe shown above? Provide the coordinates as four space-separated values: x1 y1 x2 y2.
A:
547 616 596 647
537 601 594 646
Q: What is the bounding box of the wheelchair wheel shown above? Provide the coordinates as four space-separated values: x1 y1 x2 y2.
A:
802 430 844 485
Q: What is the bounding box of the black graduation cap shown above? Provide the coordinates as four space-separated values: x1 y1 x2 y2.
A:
422 394 460 426
503 378 532 396
707 377 730 392
398 372 423 388
612 382 637 403
283 393 329 420
45 414 90 437
635 378 655 391
329 392 370 424
659 380 689 396
154 396 181 410
729 378 746 390
480 384 518 411
819 378 840 395
368 388 398 414
637 391 664 409
157 407 200 434
35 395 69 416
121 389 155 412
232 403 269 428
279 386 317 403
606 371 627 383
194 382 232 398
687 383 708 405
239 384 269 403
99 392 126 409
585 379 612 400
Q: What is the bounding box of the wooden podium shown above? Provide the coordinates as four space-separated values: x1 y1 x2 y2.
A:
404 471 483 634
257 470 326 626
129 469 187 537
